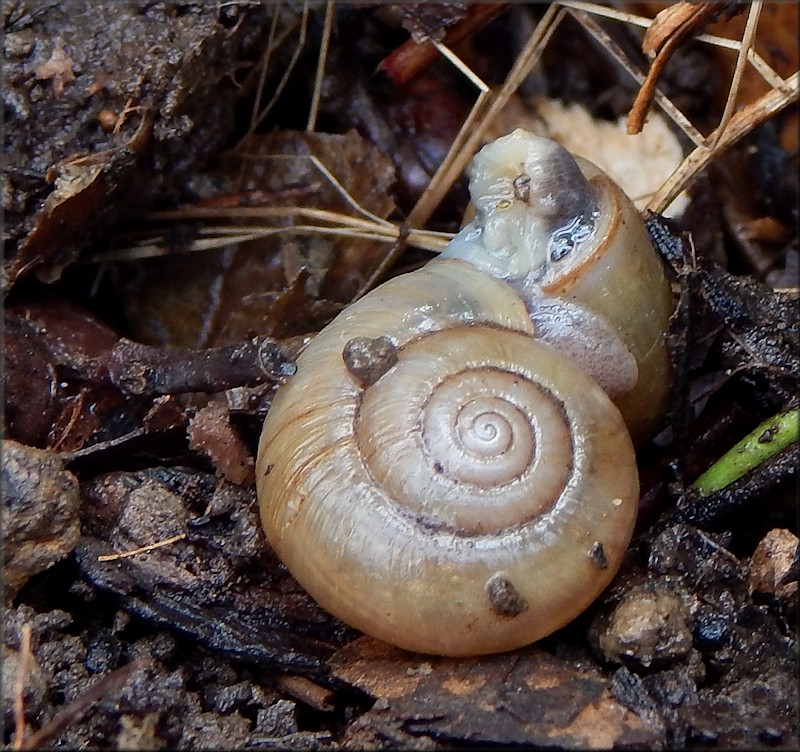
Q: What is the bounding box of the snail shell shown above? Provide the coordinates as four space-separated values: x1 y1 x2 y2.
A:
256 130 673 656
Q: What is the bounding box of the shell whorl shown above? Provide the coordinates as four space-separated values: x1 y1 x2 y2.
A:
356 326 575 534
257 261 640 656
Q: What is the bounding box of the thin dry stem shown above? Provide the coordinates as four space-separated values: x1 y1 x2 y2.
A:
563 1 795 144
226 150 396 228
150 204 389 230
244 2 309 140
562 0 789 92
12 624 32 750
568 8 705 147
565 3 798 215
87 216 450 264
305 154 394 227
403 41 491 221
646 71 800 214
249 1 283 130
359 4 566 297
414 3 566 226
48 391 88 452
97 533 188 562
306 0 334 132
710 0 762 150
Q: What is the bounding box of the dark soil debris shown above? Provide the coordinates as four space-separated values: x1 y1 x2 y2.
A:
3 0 275 290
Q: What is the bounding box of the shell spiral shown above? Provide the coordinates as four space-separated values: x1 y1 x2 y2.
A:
256 130 672 656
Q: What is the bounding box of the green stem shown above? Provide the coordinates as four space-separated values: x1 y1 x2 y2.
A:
691 407 799 496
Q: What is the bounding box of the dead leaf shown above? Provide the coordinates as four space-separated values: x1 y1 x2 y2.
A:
331 637 664 748
116 130 396 347
5 160 108 288
187 401 255 485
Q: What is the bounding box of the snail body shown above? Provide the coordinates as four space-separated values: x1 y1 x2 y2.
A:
256 130 673 656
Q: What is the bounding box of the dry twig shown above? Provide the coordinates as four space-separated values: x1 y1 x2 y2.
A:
20 658 152 750
12 624 33 750
306 0 334 132
627 1 747 136
377 4 507 86
96 534 188 562
244 2 310 141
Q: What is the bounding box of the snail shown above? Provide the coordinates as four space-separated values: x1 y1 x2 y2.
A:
256 129 673 656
